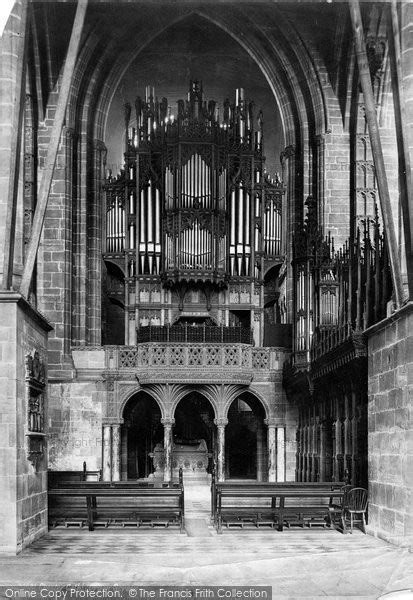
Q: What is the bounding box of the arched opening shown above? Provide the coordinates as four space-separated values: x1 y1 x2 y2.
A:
105 14 284 176
102 261 125 345
226 393 267 480
121 392 163 480
172 392 215 482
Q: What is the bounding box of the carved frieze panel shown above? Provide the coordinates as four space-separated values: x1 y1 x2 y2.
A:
25 350 47 469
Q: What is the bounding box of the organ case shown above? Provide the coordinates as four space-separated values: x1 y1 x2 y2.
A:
103 81 284 344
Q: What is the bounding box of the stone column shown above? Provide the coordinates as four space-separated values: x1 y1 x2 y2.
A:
256 419 264 482
332 417 338 481
161 418 174 483
214 419 228 482
88 140 106 345
276 426 286 482
315 133 325 231
265 419 277 483
111 424 121 482
351 390 358 486
121 426 128 481
319 421 327 481
280 145 296 322
102 425 112 481
63 127 75 355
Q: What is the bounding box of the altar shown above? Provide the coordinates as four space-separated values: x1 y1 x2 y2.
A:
151 439 211 482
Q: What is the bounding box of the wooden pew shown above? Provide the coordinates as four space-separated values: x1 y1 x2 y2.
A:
48 484 185 532
48 462 101 487
211 476 345 522
214 481 344 533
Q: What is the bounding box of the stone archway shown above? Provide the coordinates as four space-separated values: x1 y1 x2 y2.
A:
225 392 267 481
121 391 163 480
171 391 216 483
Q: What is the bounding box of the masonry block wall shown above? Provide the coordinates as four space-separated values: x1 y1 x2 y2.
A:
367 302 413 547
48 381 103 471
0 294 51 554
37 106 75 380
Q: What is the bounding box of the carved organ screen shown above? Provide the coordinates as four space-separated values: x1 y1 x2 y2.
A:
103 82 284 343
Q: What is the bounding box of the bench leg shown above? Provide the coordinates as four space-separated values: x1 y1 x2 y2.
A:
86 496 94 531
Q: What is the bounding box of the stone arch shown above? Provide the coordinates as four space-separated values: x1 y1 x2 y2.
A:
68 6 329 148
120 387 164 480
67 5 331 254
222 387 270 421
118 385 166 421
225 388 268 480
170 386 218 421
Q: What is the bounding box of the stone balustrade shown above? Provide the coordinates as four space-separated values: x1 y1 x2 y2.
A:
71 344 287 383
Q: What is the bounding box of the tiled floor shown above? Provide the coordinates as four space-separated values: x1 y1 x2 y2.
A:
1 485 412 599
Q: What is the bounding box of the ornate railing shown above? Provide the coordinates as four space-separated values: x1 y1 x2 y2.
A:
71 345 288 383
136 325 253 345
112 344 274 370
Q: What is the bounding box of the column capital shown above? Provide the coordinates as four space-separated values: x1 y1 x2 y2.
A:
161 418 175 427
315 132 329 144
264 418 282 427
280 144 295 162
93 138 107 153
102 418 124 426
64 126 76 140
214 418 228 427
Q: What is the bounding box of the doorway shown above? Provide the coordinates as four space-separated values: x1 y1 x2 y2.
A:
122 392 162 479
226 393 267 480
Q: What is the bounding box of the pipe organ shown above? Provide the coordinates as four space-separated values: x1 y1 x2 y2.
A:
103 82 284 343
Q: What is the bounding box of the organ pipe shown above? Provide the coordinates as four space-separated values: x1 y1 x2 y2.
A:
104 81 285 286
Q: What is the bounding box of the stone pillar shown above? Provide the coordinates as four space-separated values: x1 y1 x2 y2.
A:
121 427 128 481
63 127 75 355
256 419 264 482
319 421 327 481
276 426 285 482
161 418 174 483
111 424 121 482
315 133 325 231
0 292 52 554
351 390 358 486
88 140 106 345
102 425 112 481
366 303 413 546
215 419 228 482
280 144 296 322
265 419 277 483
332 417 337 482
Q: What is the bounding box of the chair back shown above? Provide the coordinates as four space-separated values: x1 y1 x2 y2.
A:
346 487 368 511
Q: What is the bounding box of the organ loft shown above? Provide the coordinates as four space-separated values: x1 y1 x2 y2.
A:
0 0 412 555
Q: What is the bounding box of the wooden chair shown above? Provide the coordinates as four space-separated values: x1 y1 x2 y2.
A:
341 487 368 533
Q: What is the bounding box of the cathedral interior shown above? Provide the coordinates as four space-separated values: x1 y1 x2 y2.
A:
0 0 412 562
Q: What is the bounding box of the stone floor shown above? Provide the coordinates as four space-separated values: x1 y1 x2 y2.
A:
0 485 412 599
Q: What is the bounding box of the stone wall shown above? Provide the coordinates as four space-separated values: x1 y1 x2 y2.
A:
48 381 103 471
0 293 51 554
367 302 413 547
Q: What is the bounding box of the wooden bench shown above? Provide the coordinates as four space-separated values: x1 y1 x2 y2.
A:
48 484 185 532
214 481 344 533
48 464 101 487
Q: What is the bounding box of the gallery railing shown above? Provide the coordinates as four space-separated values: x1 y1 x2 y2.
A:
136 324 253 345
